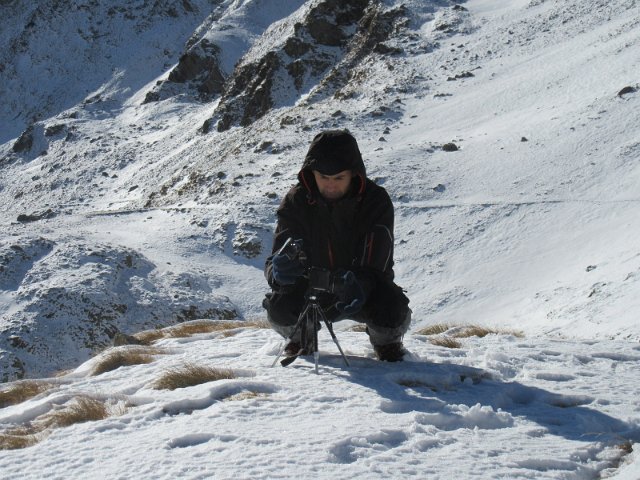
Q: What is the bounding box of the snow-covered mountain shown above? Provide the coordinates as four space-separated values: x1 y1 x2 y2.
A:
1 0 639 477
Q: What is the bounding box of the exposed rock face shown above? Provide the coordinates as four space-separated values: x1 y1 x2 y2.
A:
169 39 226 95
0 237 238 381
12 126 35 153
0 0 216 143
212 0 402 132
144 37 227 103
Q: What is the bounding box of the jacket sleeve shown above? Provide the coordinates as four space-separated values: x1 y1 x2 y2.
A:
264 189 308 291
354 186 395 286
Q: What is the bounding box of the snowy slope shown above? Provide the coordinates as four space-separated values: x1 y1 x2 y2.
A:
1 0 640 477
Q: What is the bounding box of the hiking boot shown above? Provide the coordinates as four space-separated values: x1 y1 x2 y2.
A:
373 342 406 362
284 341 309 356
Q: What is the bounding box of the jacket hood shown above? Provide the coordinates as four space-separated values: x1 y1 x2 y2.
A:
298 130 367 199
301 130 366 176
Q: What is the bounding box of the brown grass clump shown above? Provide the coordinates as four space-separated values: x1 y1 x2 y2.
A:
224 391 268 402
348 324 368 332
152 363 237 390
617 440 633 454
428 337 463 349
416 324 523 339
0 396 125 450
131 329 165 345
415 324 451 336
135 319 270 343
451 325 524 339
41 396 109 428
0 380 55 408
91 346 166 376
0 425 42 450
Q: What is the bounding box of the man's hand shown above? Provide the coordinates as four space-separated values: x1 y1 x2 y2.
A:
335 270 365 315
271 252 305 285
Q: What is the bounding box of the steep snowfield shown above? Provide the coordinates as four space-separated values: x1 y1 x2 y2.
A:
1 0 640 478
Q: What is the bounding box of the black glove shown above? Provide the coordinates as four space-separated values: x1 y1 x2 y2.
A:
271 252 305 285
335 271 365 315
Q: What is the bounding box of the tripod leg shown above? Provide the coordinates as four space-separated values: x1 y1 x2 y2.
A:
312 306 320 374
271 340 287 368
322 316 350 367
272 303 311 367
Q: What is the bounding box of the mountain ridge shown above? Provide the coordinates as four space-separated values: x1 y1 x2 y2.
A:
1 0 639 380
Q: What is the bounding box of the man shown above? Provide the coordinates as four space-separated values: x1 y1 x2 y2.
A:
263 130 411 361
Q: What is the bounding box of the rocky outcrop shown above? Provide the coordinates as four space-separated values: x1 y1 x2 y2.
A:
0 0 215 142
0 237 238 381
144 35 227 103
209 0 408 132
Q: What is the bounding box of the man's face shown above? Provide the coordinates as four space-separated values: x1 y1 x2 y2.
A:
312 169 353 201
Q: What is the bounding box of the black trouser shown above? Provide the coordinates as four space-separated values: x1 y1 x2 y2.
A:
263 279 411 346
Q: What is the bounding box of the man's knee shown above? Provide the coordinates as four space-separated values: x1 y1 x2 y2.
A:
366 308 411 345
362 281 410 328
263 292 304 338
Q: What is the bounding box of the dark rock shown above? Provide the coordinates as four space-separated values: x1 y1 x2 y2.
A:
617 86 636 97
374 42 403 55
442 143 459 152
143 91 161 103
201 117 214 134
447 71 475 81
433 184 446 192
168 39 225 95
284 36 312 57
12 126 34 153
44 124 66 136
17 209 56 223
145 39 226 103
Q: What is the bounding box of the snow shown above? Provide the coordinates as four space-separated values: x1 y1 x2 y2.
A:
1 0 640 478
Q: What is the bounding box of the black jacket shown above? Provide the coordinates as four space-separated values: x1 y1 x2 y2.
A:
265 159 396 298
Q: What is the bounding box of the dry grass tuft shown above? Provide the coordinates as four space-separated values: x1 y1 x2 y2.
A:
135 319 270 343
617 440 633 454
451 325 497 338
224 391 268 402
130 329 164 345
152 363 236 390
0 395 125 450
41 396 109 429
451 325 524 339
348 324 368 332
428 336 463 349
415 324 451 336
0 427 41 450
91 346 166 376
0 380 55 408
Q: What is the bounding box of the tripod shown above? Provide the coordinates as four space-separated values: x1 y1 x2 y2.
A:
272 290 350 374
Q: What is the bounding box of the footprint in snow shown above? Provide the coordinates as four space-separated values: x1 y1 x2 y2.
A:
327 429 408 464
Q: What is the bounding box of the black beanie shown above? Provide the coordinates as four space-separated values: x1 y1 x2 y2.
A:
303 130 364 175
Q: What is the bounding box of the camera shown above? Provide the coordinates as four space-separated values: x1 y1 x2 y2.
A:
277 238 345 295
278 238 307 264
307 267 348 296
308 267 333 293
